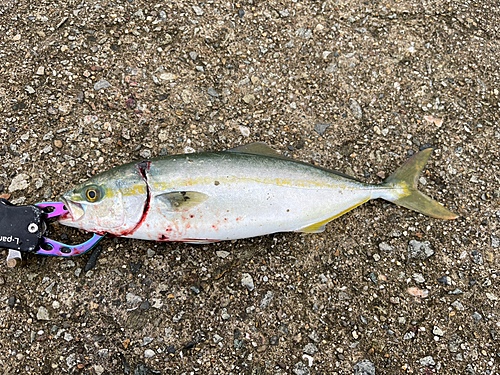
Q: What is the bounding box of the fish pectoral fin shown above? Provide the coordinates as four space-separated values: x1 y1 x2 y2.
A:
297 198 370 233
226 142 292 161
155 191 209 211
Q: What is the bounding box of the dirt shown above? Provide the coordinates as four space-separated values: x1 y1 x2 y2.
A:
0 0 499 374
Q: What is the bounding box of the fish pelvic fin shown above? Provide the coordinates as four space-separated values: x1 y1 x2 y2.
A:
382 148 458 220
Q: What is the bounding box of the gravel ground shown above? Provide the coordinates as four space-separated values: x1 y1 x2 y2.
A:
1 0 499 374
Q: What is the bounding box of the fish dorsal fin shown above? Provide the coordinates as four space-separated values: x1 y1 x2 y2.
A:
155 191 209 212
226 142 292 161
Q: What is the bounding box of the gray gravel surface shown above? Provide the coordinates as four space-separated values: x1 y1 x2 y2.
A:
1 0 499 374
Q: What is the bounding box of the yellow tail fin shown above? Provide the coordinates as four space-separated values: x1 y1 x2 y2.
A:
383 148 458 219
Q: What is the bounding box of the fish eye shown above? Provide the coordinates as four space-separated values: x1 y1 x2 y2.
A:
84 186 102 203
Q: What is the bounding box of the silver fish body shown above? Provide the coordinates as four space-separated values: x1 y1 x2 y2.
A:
58 144 457 242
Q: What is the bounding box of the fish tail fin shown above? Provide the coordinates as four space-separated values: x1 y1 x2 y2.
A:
381 148 458 219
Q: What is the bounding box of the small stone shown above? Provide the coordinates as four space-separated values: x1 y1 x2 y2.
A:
349 99 363 120
472 312 482 322
372 253 381 262
242 94 255 104
241 273 255 291
492 235 499 248
404 331 415 340
314 123 331 136
295 28 312 39
438 276 451 285
451 300 465 311
354 359 375 375
142 337 153 346
192 5 204 16
216 251 230 258
471 251 483 265
325 63 338 74
37 306 50 320
239 125 250 137
93 80 111 90
419 356 436 367
25 85 35 94
147 248 156 258
413 273 425 283
213 334 223 344
12 34 21 41
308 331 320 342
207 87 219 97
338 291 350 301
379 242 393 251
189 52 198 61
144 349 155 358
94 365 105 375
8 296 15 307
36 66 45 75
293 361 310 375
140 301 150 310
126 293 143 305
8 173 29 192
139 149 151 159
54 140 63 148
133 9 145 20
486 292 498 301
408 240 434 259
260 291 274 309
66 353 76 368
159 72 176 81
433 326 444 336
303 343 318 355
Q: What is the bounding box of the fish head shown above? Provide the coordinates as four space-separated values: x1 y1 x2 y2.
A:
58 165 148 235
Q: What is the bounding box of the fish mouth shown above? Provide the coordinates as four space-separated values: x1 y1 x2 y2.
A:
59 198 85 223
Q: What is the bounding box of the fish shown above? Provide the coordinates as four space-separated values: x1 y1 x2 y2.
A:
58 143 457 243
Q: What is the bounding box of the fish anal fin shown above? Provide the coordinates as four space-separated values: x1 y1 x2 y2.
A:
156 191 208 212
297 198 370 233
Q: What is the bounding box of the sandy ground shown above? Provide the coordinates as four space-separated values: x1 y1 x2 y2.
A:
0 0 499 374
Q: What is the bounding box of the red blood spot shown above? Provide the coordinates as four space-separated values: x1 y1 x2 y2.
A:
190 214 195 218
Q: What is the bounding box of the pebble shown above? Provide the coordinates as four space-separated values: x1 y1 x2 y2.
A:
413 273 425 283
147 248 156 258
54 140 63 148
314 123 331 136
419 356 436 366
241 273 255 291
37 306 50 320
438 276 451 285
353 359 375 375
293 361 310 375
142 337 153 346
189 52 198 61
213 334 223 344
192 5 204 16
472 312 482 322
216 250 230 258
404 331 415 340
433 326 444 336
36 66 45 75
8 173 29 192
325 63 338 74
471 251 483 265
93 79 111 90
126 292 143 305
303 343 318 355
451 300 465 311
207 87 219 97
260 291 274 309
25 85 35 94
239 125 250 137
159 72 176 81
349 99 363 120
144 349 155 358
379 242 394 251
492 235 499 248
243 94 255 104
408 240 434 259
308 331 320 342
